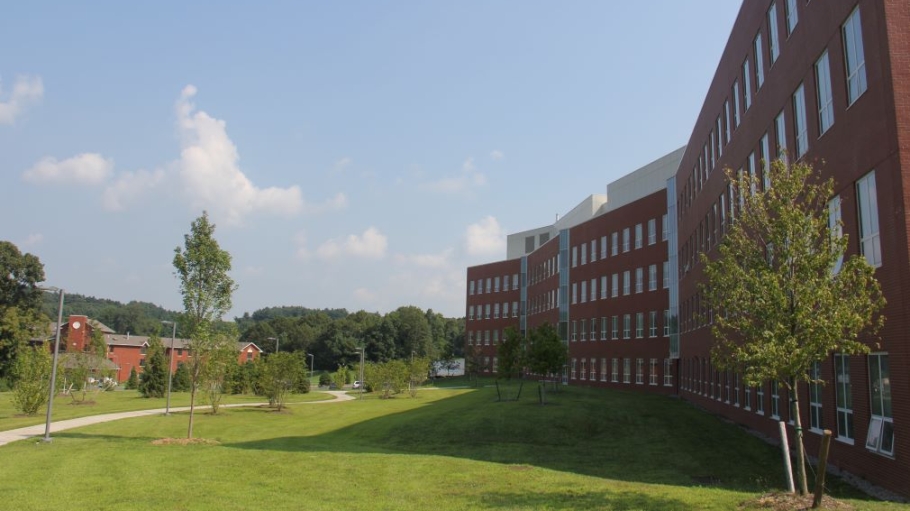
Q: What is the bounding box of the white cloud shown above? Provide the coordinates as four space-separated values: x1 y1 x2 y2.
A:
303 192 348 214
419 157 487 194
393 248 453 269
353 287 376 303
333 157 352 173
22 153 113 185
101 168 165 211
465 216 506 256
0 75 43 124
175 85 304 225
317 227 388 260
490 150 504 161
21 233 43 247
244 266 265 276
293 231 310 260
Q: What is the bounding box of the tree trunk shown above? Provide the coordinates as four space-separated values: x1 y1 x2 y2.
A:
187 372 197 439
791 378 809 495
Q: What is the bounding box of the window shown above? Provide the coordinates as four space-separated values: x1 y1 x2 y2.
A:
623 228 630 252
590 318 597 341
601 358 608 381
856 171 881 267
760 133 771 189
732 80 741 128
513 274 519 289
623 358 631 383
580 359 586 380
834 354 854 442
623 314 631 339
649 264 657 291
580 243 587 265
785 0 798 35
468 305 474 320
494 276 500 292
745 386 752 410
493 329 499 344
649 311 657 338
570 358 577 380
611 358 619 382
843 7 867 105
768 3 780 64
775 110 787 161
756 384 765 415
635 223 643 249
733 373 741 407
493 303 500 319
743 60 752 110
635 313 644 338
623 271 630 295
571 320 577 342
572 283 577 304
636 358 644 384
572 246 578 268
663 359 673 386
612 274 619 297
601 236 607 258
580 281 587 303
601 317 608 340
662 214 668 241
600 276 608 299
809 361 823 432
512 301 518 318
611 232 619 256
816 51 834 135
754 33 765 89
503 302 510 317
590 358 597 381
648 218 657 245
469 281 475 295
611 316 619 340
579 319 586 341
590 240 597 262
484 330 490 345
724 100 732 143
771 381 781 419
828 197 844 274
484 304 491 319
662 261 669 289
867 353 893 455
635 267 643 293
486 278 491 293
663 310 670 337
793 84 808 158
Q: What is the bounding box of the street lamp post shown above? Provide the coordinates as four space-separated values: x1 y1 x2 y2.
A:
162 320 177 416
267 336 279 354
307 353 314 384
40 287 64 442
356 347 364 400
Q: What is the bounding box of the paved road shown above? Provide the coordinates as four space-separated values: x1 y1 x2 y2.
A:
0 390 355 447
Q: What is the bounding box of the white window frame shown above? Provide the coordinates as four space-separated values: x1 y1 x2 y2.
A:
623 358 631 384
649 311 657 338
809 361 823 432
635 267 643 293
634 223 643 249
611 316 619 340
623 314 631 339
611 232 619 256
816 50 834 135
785 0 798 35
793 83 808 158
611 358 619 383
754 32 765 89
843 7 867 105
856 171 881 267
623 228 630 252
768 4 780 64
663 310 670 337
635 312 644 339
648 218 657 245
649 264 657 291
663 359 673 387
623 271 630 296
732 80 741 128
866 353 893 456
835 354 854 442
743 59 752 110
635 358 644 385
775 110 787 162
600 276 608 300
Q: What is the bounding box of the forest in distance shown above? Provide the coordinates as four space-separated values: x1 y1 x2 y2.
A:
41 293 465 371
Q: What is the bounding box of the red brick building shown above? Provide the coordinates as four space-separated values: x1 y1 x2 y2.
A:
466 0 910 497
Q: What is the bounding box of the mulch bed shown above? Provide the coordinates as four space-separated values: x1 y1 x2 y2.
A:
151 438 221 446
742 492 855 511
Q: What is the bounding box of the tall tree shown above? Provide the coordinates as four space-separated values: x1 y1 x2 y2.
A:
701 160 885 495
496 326 525 381
526 323 567 379
0 241 46 380
173 211 238 439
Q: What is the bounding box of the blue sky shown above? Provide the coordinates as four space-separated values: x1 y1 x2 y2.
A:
1 1 741 319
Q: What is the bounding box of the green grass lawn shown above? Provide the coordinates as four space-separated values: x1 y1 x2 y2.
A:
0 388 332 431
0 385 902 511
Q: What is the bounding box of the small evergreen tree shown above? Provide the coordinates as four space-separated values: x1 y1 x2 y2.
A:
11 345 51 415
172 362 191 391
139 334 168 398
125 366 139 389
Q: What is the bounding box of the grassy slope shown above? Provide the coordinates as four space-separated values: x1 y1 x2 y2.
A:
0 385 901 511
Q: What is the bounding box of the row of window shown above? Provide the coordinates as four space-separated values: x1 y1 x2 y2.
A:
571 216 668 268
569 311 670 341
680 4 867 217
679 352 893 457
569 357 673 387
469 273 520 296
467 301 520 321
570 262 670 304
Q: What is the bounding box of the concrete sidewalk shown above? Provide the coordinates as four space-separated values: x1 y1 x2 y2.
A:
0 390 355 447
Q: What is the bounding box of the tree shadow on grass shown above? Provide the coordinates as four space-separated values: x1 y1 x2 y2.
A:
221 386 881 503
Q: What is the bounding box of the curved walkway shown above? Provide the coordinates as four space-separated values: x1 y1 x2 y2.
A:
0 390 355 447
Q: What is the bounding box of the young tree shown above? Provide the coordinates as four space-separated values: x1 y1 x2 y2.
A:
0 241 46 382
125 366 139 389
407 356 430 397
172 362 190 391
11 345 52 415
701 160 885 495
173 211 238 438
257 352 305 411
139 334 168 398
526 323 567 380
496 327 525 381
464 344 484 387
200 333 239 414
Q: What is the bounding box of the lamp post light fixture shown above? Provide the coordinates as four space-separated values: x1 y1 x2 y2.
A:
39 286 64 442
161 320 177 416
353 347 365 400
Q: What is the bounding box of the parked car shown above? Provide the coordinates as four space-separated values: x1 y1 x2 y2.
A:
352 381 362 389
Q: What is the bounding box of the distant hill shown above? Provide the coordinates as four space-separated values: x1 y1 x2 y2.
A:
41 293 179 336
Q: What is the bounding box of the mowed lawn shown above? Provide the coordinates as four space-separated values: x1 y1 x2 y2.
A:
0 384 902 511
0 389 331 431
